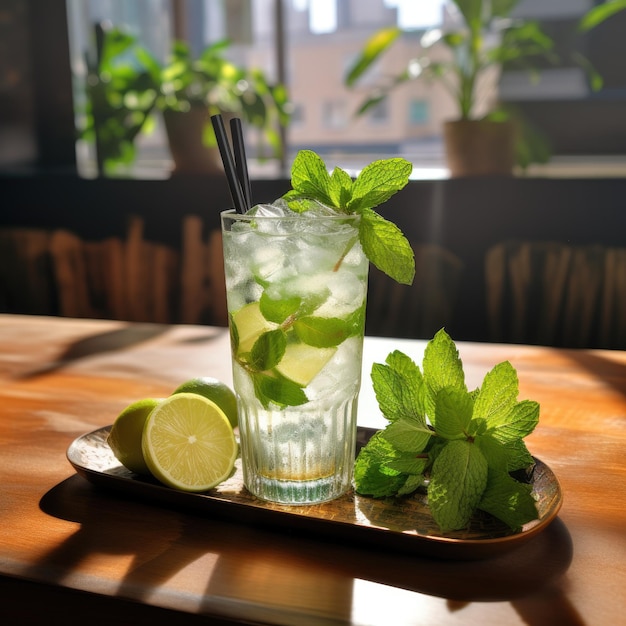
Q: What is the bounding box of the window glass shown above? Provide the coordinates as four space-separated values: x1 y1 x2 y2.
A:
322 100 348 128
290 102 305 125
66 0 626 179
409 100 429 126
368 100 389 124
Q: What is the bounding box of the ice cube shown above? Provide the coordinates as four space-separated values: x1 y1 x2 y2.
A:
247 199 293 218
248 198 358 237
251 245 290 283
292 244 344 274
340 240 367 268
281 273 334 299
242 200 294 235
315 271 366 317
306 338 362 401
300 200 339 218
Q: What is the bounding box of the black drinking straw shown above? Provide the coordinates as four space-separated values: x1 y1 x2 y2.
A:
230 117 252 210
210 114 247 214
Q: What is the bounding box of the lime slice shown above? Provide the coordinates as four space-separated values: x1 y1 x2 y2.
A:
172 377 239 428
274 343 337 387
232 301 277 354
141 393 238 492
107 398 160 475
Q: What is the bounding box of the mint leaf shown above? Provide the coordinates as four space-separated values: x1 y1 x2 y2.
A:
359 208 415 285
354 432 409 497
473 433 511 472
289 150 334 206
382 416 432 453
249 329 287 371
502 438 535 471
426 437 449 466
347 158 412 213
371 363 409 422
345 302 366 337
252 371 308 408
386 452 429 476
397 472 426 496
422 329 466 425
478 468 538 531
298 288 331 316
434 387 474 440
386 350 423 383
259 292 301 324
281 192 321 213
475 429 535 472
428 440 489 532
472 361 519 428
329 166 353 208
371 350 424 421
229 313 240 354
471 362 539 443
293 316 349 348
488 399 540 444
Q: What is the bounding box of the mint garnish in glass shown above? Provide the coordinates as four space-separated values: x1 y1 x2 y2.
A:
283 149 415 285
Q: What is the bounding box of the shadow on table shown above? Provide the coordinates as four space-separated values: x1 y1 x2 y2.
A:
565 349 626 401
35 475 579 625
17 323 226 380
17 324 170 379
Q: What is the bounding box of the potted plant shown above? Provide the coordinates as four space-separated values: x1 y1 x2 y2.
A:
344 1 562 177
81 25 289 175
138 38 290 174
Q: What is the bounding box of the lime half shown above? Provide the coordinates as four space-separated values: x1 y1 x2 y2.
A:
141 393 238 492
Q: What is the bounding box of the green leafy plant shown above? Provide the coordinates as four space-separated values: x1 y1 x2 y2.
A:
79 25 289 173
138 38 290 158
355 329 540 532
345 1 559 122
344 1 600 169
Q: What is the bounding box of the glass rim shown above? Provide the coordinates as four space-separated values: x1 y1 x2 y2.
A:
220 208 361 223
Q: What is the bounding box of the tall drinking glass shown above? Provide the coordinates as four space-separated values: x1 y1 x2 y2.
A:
221 207 368 504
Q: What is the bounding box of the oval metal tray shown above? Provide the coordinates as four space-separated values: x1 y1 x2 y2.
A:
67 425 562 560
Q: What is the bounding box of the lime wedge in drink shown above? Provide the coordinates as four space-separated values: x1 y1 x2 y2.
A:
274 342 337 387
232 302 278 354
141 393 238 492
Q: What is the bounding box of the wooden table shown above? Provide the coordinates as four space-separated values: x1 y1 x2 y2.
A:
1 314 624 625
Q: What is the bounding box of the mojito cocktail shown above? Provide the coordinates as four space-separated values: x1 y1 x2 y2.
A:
221 149 414 504
222 203 367 504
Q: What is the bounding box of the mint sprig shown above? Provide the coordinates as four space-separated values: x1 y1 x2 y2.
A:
354 329 540 533
283 150 415 285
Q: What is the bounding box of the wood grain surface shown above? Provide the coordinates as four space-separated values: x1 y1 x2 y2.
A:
1 314 624 625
